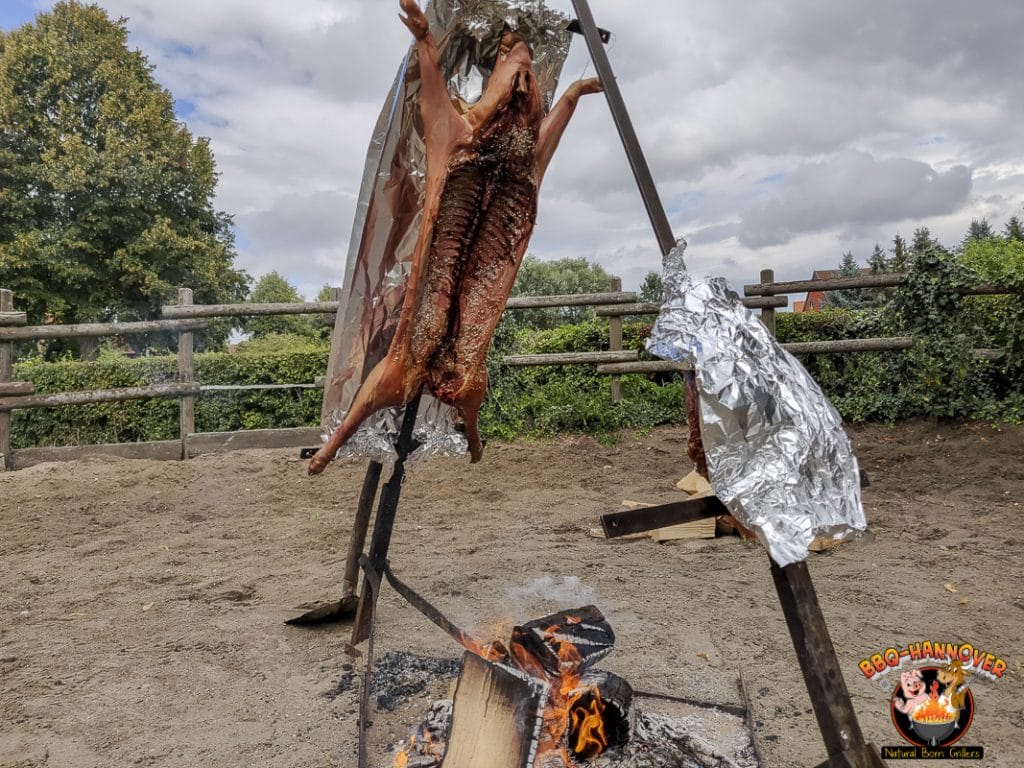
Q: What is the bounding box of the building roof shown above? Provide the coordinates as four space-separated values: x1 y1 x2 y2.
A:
799 268 873 311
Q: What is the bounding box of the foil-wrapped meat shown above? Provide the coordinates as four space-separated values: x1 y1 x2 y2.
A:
309 0 600 474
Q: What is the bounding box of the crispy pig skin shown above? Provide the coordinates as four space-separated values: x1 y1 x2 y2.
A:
308 2 600 474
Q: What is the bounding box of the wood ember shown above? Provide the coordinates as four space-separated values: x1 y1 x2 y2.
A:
326 651 460 711
509 605 614 679
386 605 756 767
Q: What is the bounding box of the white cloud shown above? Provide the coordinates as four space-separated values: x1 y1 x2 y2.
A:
14 0 1024 294
738 151 973 248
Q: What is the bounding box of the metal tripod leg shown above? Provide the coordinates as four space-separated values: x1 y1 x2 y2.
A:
772 559 888 768
286 460 384 626
351 391 423 644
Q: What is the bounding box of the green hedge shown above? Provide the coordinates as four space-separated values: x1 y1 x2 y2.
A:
480 319 686 442
12 337 329 448
9 323 686 449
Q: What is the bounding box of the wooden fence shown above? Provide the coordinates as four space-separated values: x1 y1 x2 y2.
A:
0 268 1017 469
0 282 644 469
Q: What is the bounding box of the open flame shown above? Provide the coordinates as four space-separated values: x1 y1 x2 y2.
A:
392 737 412 768
527 621 613 764
392 727 441 767
394 606 621 767
912 696 957 724
570 691 608 758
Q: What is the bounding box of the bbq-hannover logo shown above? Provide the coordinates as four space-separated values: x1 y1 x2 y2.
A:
858 641 1006 760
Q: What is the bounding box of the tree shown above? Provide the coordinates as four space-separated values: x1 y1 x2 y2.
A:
911 227 936 256
0 2 248 354
243 272 318 339
638 270 665 303
867 244 889 273
963 218 994 246
892 234 910 272
1005 216 1024 243
509 255 613 329
823 251 871 309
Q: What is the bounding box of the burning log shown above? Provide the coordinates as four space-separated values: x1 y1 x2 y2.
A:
509 605 614 680
429 607 633 767
563 672 634 765
437 656 634 768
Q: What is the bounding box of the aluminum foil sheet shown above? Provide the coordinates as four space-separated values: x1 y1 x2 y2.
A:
321 0 572 464
646 243 867 566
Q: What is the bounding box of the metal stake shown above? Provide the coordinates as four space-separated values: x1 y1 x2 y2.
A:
571 0 677 258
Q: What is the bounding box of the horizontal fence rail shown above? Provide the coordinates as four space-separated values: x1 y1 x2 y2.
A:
503 351 639 367
0 318 208 341
596 296 789 316
161 301 339 319
0 383 199 412
744 272 1019 297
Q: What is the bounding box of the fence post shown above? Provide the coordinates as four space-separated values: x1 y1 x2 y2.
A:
0 289 13 469
177 288 195 459
759 269 777 337
608 276 624 402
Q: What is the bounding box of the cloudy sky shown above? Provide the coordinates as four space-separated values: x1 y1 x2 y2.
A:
4 0 1023 298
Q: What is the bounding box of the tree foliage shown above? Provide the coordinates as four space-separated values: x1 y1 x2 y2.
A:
891 234 909 272
1004 216 1024 242
243 272 319 339
639 270 664 303
823 251 871 309
507 255 612 329
963 218 994 245
0 2 248 343
867 244 889 273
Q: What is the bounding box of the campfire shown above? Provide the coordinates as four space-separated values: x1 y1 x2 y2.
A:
394 606 634 767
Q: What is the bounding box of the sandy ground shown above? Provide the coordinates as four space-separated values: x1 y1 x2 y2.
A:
1 421 1022 768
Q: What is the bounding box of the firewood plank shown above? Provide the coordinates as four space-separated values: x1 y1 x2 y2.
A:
441 652 546 768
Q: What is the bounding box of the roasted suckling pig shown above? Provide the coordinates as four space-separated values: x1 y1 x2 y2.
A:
309 0 600 474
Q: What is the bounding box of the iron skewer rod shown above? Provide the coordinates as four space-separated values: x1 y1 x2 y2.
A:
382 560 479 652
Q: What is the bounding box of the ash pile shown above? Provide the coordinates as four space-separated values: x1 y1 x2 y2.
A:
389 607 758 768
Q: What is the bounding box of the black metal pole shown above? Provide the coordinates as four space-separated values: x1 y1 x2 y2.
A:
571 0 678 258
345 461 385 596
351 392 424 644
571 7 885 765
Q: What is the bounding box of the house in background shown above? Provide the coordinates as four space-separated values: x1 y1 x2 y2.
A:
795 268 873 312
